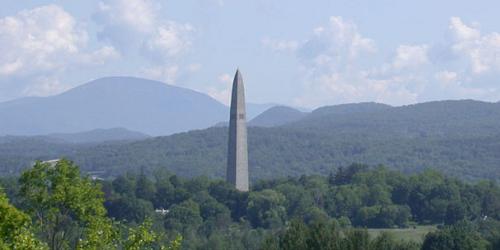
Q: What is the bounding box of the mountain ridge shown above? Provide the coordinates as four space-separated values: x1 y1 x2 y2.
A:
1 99 499 181
249 106 307 127
0 77 228 136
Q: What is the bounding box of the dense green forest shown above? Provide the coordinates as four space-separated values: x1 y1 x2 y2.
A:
1 100 500 181
1 160 499 249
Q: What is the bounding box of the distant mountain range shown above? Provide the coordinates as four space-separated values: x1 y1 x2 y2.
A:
1 100 500 181
0 77 230 136
0 77 291 136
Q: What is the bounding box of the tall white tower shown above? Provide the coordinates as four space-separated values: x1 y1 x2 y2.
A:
226 69 249 191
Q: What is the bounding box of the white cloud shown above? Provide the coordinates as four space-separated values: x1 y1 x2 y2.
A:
207 88 231 105
142 65 179 84
449 17 480 41
0 4 118 98
0 60 22 75
290 16 418 107
146 22 194 58
22 76 70 97
312 16 375 59
392 45 429 69
218 73 232 84
0 5 82 76
205 73 233 105
435 70 458 86
0 5 118 75
295 16 376 83
95 0 194 61
265 16 500 107
96 0 156 33
79 46 120 65
141 63 201 86
449 17 500 74
293 69 419 108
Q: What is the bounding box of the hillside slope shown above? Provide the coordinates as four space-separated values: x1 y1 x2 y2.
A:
47 128 150 143
0 77 228 136
249 106 307 127
1 100 500 181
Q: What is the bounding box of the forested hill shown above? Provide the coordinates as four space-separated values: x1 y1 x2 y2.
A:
249 106 307 127
1 100 500 181
290 100 500 138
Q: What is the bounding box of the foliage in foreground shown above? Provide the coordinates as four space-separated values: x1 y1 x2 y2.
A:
1 160 500 249
1 159 181 250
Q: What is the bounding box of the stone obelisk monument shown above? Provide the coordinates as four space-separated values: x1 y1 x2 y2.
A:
226 69 249 191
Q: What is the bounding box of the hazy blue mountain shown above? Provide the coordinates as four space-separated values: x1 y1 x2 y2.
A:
47 128 149 144
246 103 279 120
0 77 228 136
212 103 285 127
249 106 308 127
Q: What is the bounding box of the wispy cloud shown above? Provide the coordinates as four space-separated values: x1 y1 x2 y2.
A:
0 4 119 98
264 16 500 108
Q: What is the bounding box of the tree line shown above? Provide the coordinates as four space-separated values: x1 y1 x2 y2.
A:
1 160 499 249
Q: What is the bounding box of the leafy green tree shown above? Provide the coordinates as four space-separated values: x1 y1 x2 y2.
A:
164 199 203 234
112 173 136 196
370 232 420 250
0 189 47 249
326 185 363 218
279 220 308 250
184 176 211 194
136 173 156 201
260 236 280 250
124 219 169 250
208 180 248 220
422 221 489 250
105 196 154 223
196 194 232 236
477 219 500 250
153 177 175 209
306 222 342 250
19 159 116 249
275 183 314 218
303 206 330 225
342 228 370 250
445 201 467 225
247 189 287 228
332 164 369 186
121 218 183 250
478 181 500 220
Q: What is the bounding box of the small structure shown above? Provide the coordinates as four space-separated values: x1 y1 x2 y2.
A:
41 159 60 167
155 208 169 216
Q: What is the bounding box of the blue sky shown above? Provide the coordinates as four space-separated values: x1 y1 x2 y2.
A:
1 0 500 108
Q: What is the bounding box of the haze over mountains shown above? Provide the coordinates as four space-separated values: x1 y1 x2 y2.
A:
0 74 499 181
0 77 230 136
0 77 290 137
1 99 500 181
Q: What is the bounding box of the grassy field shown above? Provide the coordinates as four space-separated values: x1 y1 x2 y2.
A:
367 225 437 243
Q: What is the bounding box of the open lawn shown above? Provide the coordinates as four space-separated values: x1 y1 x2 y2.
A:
368 225 437 243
